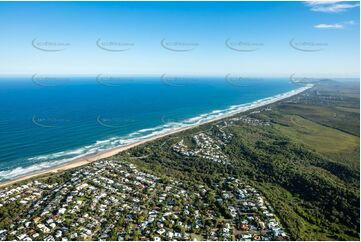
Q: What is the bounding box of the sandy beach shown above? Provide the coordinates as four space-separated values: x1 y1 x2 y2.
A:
0 85 312 188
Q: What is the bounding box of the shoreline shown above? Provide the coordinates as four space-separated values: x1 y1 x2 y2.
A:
0 85 312 188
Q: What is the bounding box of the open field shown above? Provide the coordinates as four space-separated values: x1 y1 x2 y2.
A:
274 115 359 169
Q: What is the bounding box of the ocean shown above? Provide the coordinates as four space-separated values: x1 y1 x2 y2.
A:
0 76 302 181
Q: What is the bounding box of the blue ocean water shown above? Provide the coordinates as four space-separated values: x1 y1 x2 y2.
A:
0 77 300 181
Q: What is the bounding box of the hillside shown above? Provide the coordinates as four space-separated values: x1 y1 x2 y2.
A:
119 80 360 240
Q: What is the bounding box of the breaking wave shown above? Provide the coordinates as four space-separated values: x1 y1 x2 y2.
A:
0 85 311 182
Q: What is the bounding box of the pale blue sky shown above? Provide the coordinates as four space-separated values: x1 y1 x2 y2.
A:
0 1 359 78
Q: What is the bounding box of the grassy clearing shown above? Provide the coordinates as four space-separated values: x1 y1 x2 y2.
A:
274 115 359 169
277 103 360 136
335 106 360 113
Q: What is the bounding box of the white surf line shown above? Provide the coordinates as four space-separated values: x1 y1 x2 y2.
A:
0 84 313 185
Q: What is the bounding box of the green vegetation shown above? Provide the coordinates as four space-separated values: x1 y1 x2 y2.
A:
276 81 359 137
119 80 359 240
274 115 359 169
0 80 359 241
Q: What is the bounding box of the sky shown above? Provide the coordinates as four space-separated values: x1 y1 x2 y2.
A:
0 1 359 78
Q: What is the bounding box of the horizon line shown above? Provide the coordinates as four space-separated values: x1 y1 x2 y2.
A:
0 74 359 79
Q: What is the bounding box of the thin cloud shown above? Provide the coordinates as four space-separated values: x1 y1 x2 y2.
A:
314 23 344 29
313 20 355 29
305 1 359 13
307 1 345 5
